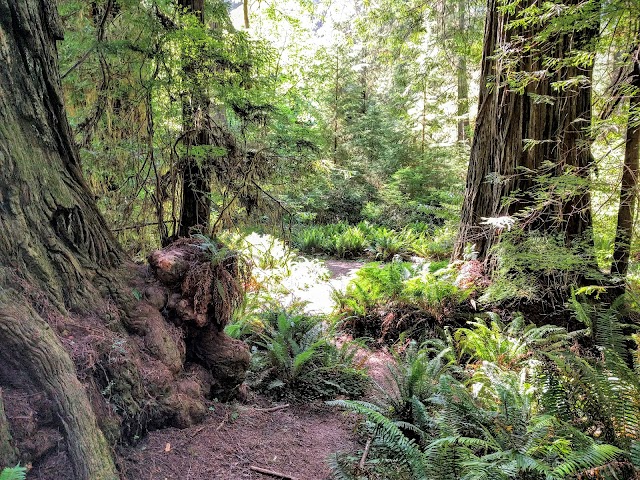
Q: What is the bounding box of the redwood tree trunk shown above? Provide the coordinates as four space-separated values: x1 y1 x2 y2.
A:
453 0 598 260
0 4 248 477
0 1 121 477
178 0 212 237
611 46 640 276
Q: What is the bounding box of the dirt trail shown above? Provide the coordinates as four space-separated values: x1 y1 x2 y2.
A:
298 259 364 315
122 400 360 480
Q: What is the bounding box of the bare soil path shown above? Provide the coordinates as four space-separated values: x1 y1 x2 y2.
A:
298 259 364 315
122 400 360 480
120 259 371 480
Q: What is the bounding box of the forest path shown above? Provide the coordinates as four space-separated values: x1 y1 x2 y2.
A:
295 259 364 315
121 259 384 480
121 400 360 480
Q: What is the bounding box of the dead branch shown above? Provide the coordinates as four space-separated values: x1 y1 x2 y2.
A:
253 404 290 413
249 465 299 480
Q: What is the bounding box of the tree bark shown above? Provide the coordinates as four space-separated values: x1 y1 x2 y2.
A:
178 0 212 237
453 0 598 260
0 292 116 479
0 3 248 476
0 388 17 468
611 46 640 277
0 3 122 476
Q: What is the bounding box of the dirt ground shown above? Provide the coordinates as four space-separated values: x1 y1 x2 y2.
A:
118 259 373 480
121 399 360 480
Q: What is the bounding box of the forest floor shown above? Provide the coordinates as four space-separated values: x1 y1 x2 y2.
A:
121 259 388 480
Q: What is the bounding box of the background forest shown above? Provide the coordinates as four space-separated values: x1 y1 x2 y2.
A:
1 0 640 478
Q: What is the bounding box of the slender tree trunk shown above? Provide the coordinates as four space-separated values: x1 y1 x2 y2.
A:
334 54 340 161
456 0 470 143
243 0 250 29
178 0 212 237
454 0 598 260
611 46 640 276
422 81 427 154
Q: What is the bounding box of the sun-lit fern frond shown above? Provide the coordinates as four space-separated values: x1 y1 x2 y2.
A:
0 466 27 480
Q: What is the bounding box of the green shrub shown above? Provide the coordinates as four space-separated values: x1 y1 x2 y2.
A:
344 262 413 310
293 225 327 254
367 227 411 261
335 226 367 259
479 230 606 304
339 262 466 320
329 315 632 480
239 308 369 400
408 225 456 260
401 274 468 319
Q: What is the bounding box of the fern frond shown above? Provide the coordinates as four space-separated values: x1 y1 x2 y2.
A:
0 466 27 480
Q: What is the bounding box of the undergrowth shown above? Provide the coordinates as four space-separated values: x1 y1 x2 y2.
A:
293 221 456 261
329 299 640 479
335 261 469 342
227 307 369 400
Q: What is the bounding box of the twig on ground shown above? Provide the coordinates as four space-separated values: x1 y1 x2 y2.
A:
359 436 373 470
249 465 299 480
253 404 290 412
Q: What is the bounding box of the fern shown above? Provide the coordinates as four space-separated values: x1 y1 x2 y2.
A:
328 399 428 479
0 466 27 480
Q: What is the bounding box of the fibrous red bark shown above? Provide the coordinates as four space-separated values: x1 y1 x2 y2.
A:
454 0 598 260
0 2 249 478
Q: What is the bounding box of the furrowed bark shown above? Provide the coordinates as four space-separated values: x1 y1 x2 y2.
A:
0 292 117 479
612 45 640 277
454 0 598 260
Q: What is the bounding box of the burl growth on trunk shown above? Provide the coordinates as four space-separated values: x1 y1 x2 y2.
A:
147 238 250 399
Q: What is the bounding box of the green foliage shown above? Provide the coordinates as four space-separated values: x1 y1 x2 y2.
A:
408 226 457 260
367 228 411 262
223 232 329 310
293 222 456 264
336 261 468 323
330 312 640 479
454 313 566 367
0 466 27 480
335 227 368 259
231 308 369 400
480 230 604 304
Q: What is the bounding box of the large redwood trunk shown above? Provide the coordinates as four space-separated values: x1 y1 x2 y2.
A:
0 2 248 478
454 0 598 260
0 2 121 477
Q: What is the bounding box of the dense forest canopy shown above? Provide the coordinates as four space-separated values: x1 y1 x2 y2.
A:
1 0 640 478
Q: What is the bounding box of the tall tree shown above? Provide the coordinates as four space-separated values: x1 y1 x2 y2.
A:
454 0 600 260
178 0 213 237
611 44 640 276
456 0 470 142
0 2 250 477
0 1 121 477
